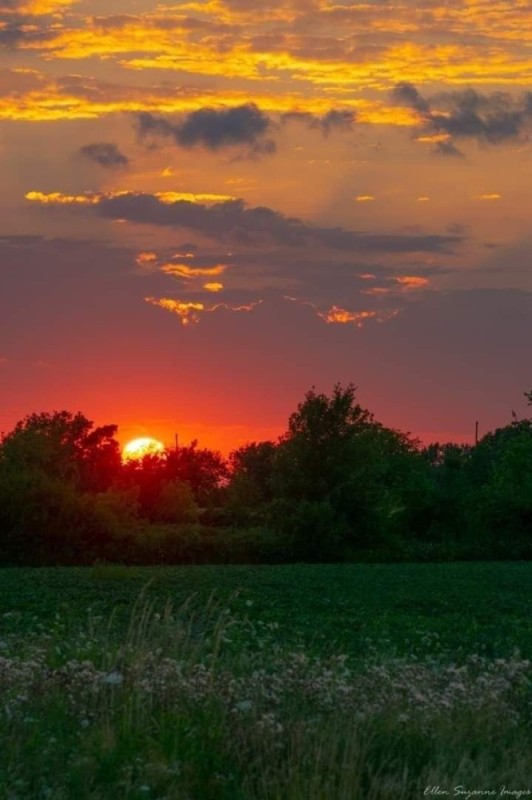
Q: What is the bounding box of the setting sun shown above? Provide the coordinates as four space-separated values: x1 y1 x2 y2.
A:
122 437 165 461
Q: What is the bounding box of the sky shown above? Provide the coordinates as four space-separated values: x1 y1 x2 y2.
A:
1 0 531 453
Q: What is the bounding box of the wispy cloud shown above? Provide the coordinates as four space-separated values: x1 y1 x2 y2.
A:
144 296 262 326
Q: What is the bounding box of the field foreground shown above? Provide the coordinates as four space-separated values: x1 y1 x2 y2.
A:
0 563 531 799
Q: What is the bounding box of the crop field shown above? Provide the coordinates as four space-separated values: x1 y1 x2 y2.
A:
1 563 531 799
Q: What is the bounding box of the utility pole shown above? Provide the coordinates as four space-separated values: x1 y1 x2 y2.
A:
175 432 179 452
475 421 479 445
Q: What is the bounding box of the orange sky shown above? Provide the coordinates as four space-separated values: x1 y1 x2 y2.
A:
1 0 531 453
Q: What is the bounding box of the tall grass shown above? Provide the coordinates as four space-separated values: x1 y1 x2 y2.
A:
0 592 531 799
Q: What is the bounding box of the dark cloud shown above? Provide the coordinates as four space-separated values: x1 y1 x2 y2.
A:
92 193 461 255
283 108 356 134
136 104 276 156
433 89 531 144
317 109 356 134
391 83 532 155
433 140 464 158
0 20 26 45
390 82 430 114
78 142 130 169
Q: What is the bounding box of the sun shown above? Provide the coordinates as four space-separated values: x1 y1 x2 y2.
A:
122 437 165 461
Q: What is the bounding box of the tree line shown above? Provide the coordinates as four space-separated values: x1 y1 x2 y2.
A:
1 384 532 565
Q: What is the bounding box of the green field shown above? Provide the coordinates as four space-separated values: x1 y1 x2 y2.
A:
1 563 531 799
2 562 532 659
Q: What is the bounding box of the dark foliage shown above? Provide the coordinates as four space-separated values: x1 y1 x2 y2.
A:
1 386 532 564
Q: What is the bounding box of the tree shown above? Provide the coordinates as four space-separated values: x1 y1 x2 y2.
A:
164 441 228 504
227 441 277 516
152 480 199 524
275 384 374 503
473 419 532 551
0 411 121 491
270 384 423 556
420 442 474 543
120 441 228 519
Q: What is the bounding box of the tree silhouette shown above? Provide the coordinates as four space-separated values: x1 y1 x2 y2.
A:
0 410 121 491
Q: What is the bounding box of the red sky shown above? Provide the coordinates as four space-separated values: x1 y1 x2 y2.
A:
1 0 531 453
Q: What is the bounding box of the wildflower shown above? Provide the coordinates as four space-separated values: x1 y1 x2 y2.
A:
101 671 124 685
234 700 253 712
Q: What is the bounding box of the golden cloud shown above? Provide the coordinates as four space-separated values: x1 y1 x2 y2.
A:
144 297 205 326
161 263 228 278
24 190 97 204
5 1 529 106
135 251 157 266
25 189 233 206
362 274 430 296
284 296 400 328
319 307 378 326
144 296 262 325
12 0 77 15
394 275 430 289
0 74 410 123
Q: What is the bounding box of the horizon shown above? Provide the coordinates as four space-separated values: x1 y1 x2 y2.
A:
1 388 527 457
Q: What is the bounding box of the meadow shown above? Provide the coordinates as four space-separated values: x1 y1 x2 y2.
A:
1 563 531 799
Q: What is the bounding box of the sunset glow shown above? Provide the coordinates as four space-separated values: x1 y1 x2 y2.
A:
1 0 531 451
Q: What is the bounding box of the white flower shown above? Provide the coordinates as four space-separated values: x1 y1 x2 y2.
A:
101 671 124 685
235 700 253 712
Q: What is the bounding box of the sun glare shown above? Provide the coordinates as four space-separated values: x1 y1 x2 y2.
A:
122 437 165 461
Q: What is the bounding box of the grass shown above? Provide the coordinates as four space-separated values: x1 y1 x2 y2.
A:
1 562 532 659
0 563 531 798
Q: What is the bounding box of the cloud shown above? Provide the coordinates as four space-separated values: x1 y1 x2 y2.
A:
283 296 400 328
0 0 76 14
433 139 464 158
21 193 457 331
136 104 276 157
391 83 532 155
390 82 430 114
314 108 356 134
160 263 228 279
0 20 27 45
144 296 262 326
25 189 234 206
26 191 462 264
361 274 430 296
431 89 532 144
282 108 356 134
38 191 459 255
78 142 129 168
318 306 392 327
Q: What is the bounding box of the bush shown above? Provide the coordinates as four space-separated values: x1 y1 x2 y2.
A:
268 498 351 562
